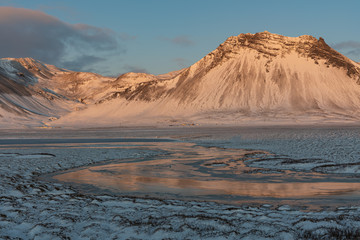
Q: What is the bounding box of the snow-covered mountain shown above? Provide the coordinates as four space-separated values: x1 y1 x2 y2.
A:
0 58 71 127
1 31 360 128
0 58 116 127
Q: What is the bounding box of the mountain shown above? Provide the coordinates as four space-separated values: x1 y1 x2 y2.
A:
0 58 116 127
0 58 71 127
53 31 360 126
1 31 360 128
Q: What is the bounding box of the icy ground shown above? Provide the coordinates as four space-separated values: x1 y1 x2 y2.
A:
193 126 360 174
1 127 360 239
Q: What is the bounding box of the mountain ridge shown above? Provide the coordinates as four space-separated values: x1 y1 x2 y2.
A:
96 31 360 109
1 31 360 128
218 32 360 79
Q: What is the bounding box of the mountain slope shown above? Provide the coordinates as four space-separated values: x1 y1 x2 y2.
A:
0 58 118 127
1 32 360 128
0 58 70 127
52 31 360 127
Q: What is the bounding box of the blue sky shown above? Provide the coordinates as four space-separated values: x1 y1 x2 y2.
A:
0 0 359 76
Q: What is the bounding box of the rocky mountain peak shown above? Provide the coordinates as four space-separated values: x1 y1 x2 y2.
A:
1 57 66 80
115 72 157 85
216 31 328 58
203 31 360 80
4 57 45 70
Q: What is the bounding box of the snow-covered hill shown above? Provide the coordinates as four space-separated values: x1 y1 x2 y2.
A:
0 58 116 127
0 58 72 127
2 31 360 128
53 32 360 127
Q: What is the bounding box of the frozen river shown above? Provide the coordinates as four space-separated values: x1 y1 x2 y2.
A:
44 137 360 209
1 126 360 239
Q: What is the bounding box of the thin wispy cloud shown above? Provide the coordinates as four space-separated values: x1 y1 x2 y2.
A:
332 41 360 49
173 57 191 68
123 64 149 73
0 7 129 73
332 41 360 61
161 35 195 47
119 33 137 41
347 49 360 56
61 55 106 72
37 4 79 20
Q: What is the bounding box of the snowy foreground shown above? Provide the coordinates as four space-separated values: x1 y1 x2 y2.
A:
1 126 360 239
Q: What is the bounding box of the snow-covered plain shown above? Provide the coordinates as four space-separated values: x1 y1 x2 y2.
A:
1 127 360 239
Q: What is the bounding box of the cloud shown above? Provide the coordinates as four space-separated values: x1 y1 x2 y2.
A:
345 49 360 61
332 41 360 61
61 55 106 72
37 4 79 19
173 58 191 68
119 33 137 41
332 41 360 50
0 7 124 72
123 64 149 73
346 48 360 56
162 35 194 47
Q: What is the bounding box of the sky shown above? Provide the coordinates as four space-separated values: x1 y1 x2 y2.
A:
0 0 359 76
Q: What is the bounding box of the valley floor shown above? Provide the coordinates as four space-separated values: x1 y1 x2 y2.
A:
1 126 360 239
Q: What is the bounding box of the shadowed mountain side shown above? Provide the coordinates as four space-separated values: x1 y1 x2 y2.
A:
0 58 87 127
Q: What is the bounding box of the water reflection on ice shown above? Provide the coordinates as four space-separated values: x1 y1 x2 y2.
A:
51 141 360 207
